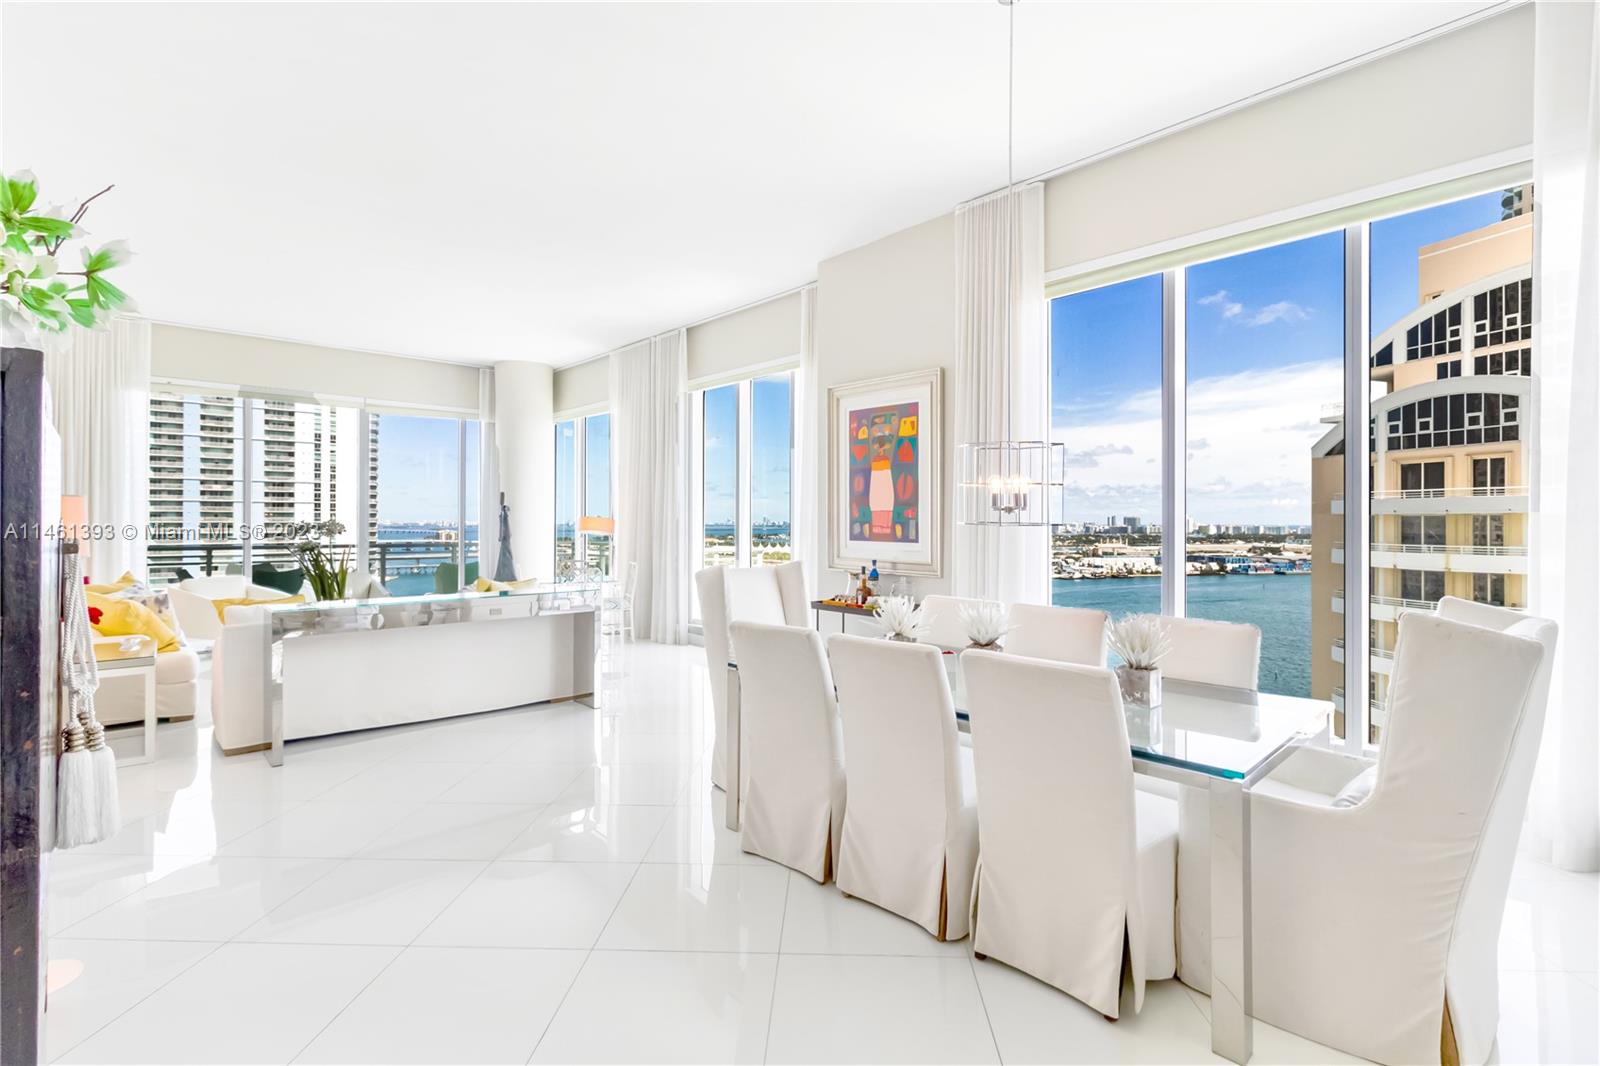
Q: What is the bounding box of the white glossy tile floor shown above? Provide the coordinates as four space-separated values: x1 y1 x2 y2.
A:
44 640 1598 1064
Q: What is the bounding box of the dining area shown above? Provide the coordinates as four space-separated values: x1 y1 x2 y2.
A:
696 562 1560 1066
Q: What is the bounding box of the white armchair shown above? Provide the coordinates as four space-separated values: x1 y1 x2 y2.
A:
168 575 290 645
695 561 808 791
827 633 977 941
963 649 1177 1019
729 620 845 882
1249 609 1552 1065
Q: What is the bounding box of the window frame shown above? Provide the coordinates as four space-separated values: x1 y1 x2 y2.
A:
1046 170 1536 754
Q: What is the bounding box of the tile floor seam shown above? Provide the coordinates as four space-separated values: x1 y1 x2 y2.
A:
44 938 230 1063
967 952 1003 1065
761 871 793 1064
288 848 503 1063
527 857 649 1064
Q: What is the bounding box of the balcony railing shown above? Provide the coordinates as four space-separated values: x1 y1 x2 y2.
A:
146 539 479 589
1371 542 1528 556
1372 486 1528 500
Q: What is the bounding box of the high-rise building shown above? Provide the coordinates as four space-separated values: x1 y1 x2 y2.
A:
147 395 377 581
1312 186 1533 743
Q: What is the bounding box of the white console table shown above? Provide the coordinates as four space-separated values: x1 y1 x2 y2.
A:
259 584 601 766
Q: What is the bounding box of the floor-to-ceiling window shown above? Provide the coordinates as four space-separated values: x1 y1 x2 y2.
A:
689 370 797 618
701 384 739 569
582 413 612 575
554 412 612 578
1048 274 1164 618
554 419 577 573
371 414 468 593
1184 231 1345 699
750 373 792 565
1366 185 1533 743
146 391 246 582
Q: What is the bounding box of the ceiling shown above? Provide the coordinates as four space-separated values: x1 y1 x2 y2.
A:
2 1 1502 368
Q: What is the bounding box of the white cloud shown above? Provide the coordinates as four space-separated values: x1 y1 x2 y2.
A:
1052 360 1340 524
1244 300 1311 327
1198 289 1243 318
1198 289 1312 328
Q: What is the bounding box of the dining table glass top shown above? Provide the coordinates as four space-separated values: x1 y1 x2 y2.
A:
936 649 1329 781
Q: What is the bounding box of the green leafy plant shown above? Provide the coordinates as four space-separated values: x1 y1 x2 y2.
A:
0 170 134 339
287 520 351 602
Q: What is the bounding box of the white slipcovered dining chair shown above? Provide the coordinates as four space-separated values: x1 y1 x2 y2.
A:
1248 610 1551 1065
963 650 1177 1019
1159 615 1262 689
1003 603 1108 665
1161 615 1262 992
695 562 809 791
827 633 978 940
728 620 846 882
917 594 999 649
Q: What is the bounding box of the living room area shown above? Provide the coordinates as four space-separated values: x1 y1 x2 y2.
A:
2 3 1598 1065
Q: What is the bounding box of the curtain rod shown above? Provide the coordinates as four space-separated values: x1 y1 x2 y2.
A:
958 0 1527 209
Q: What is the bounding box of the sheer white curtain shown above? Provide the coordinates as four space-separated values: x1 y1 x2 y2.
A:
43 316 150 583
791 284 821 598
475 367 504 579
611 331 688 643
954 182 1048 606
1528 0 1600 874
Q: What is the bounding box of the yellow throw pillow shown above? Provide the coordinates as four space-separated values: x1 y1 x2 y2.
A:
471 576 512 592
85 571 139 595
87 591 180 654
210 594 306 622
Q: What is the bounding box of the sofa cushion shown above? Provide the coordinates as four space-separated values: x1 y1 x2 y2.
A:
154 646 199 685
212 594 304 621
181 574 248 598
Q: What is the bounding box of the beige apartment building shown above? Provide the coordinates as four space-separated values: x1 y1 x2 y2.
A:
1312 188 1533 743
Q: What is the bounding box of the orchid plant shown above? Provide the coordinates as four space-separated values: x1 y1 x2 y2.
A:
0 170 134 341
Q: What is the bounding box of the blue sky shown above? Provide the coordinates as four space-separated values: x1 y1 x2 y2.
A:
375 414 471 525
1049 190 1505 525
703 374 791 527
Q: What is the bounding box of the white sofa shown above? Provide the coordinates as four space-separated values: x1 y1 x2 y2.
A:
209 596 594 755
93 634 200 724
169 571 389 645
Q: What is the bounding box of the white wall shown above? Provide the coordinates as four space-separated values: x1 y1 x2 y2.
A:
494 361 555 580
813 212 957 603
151 323 481 411
1044 5 1534 274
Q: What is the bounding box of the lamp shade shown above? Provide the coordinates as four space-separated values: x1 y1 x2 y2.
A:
578 515 615 536
60 496 89 556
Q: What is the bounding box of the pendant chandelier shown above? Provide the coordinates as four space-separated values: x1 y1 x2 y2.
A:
956 0 1064 529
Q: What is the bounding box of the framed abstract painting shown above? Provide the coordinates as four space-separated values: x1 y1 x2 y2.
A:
827 368 942 576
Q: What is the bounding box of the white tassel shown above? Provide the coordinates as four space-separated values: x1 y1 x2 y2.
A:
84 717 122 840
56 552 122 849
55 716 98 849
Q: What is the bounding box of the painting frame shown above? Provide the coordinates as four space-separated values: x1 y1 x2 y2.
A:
827 367 942 577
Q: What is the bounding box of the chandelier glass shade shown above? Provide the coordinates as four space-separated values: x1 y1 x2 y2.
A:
957 439 1064 528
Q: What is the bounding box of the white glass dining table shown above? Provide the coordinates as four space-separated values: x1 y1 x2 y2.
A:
721 645 1331 1065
